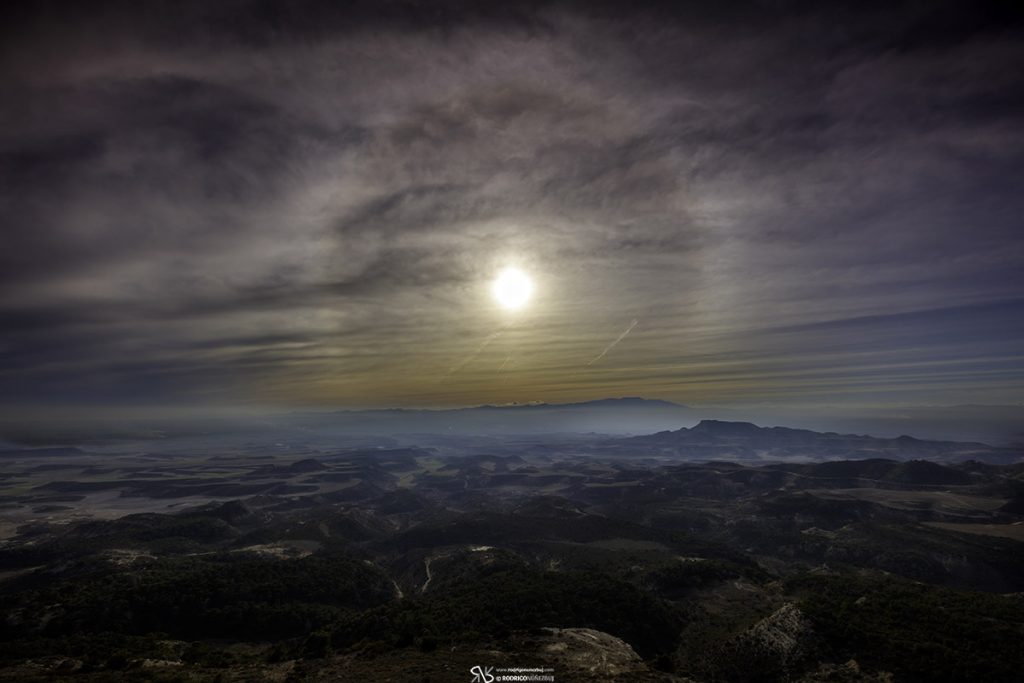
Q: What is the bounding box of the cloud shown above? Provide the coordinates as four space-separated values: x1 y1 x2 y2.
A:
0 0 1022 411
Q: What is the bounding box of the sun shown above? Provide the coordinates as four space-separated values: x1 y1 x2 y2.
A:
492 267 534 311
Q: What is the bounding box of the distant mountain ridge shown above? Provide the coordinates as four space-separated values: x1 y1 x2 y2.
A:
279 397 694 436
322 396 686 414
472 397 684 410
607 419 1020 464
4 400 1020 453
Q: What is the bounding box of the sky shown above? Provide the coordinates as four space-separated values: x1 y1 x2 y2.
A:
1 0 1023 416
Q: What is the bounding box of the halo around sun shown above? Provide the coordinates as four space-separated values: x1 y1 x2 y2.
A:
492 267 534 311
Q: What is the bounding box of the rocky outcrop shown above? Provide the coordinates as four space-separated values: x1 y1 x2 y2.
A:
743 603 816 666
537 627 644 677
510 627 692 682
713 603 819 681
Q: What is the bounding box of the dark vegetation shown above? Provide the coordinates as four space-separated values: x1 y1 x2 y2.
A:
788 573 1024 682
1 553 393 642
333 567 682 658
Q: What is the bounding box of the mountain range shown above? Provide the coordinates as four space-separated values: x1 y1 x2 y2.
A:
601 419 1021 464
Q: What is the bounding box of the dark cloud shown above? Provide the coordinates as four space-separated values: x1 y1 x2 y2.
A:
1 0 1022 412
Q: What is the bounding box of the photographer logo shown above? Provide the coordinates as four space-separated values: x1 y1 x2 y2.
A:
470 665 495 683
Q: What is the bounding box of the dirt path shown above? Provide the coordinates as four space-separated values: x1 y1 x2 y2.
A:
421 555 434 593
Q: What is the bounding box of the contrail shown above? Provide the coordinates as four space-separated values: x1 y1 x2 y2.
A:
441 329 505 381
587 319 638 366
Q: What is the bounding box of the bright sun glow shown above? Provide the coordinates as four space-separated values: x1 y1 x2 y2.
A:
492 267 534 311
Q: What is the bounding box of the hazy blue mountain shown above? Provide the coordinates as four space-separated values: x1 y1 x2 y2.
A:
606 419 1020 463
279 397 695 436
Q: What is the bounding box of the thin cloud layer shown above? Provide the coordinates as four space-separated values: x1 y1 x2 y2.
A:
1 0 1022 412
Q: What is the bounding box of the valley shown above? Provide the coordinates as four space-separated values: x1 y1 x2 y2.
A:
1 422 1022 681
